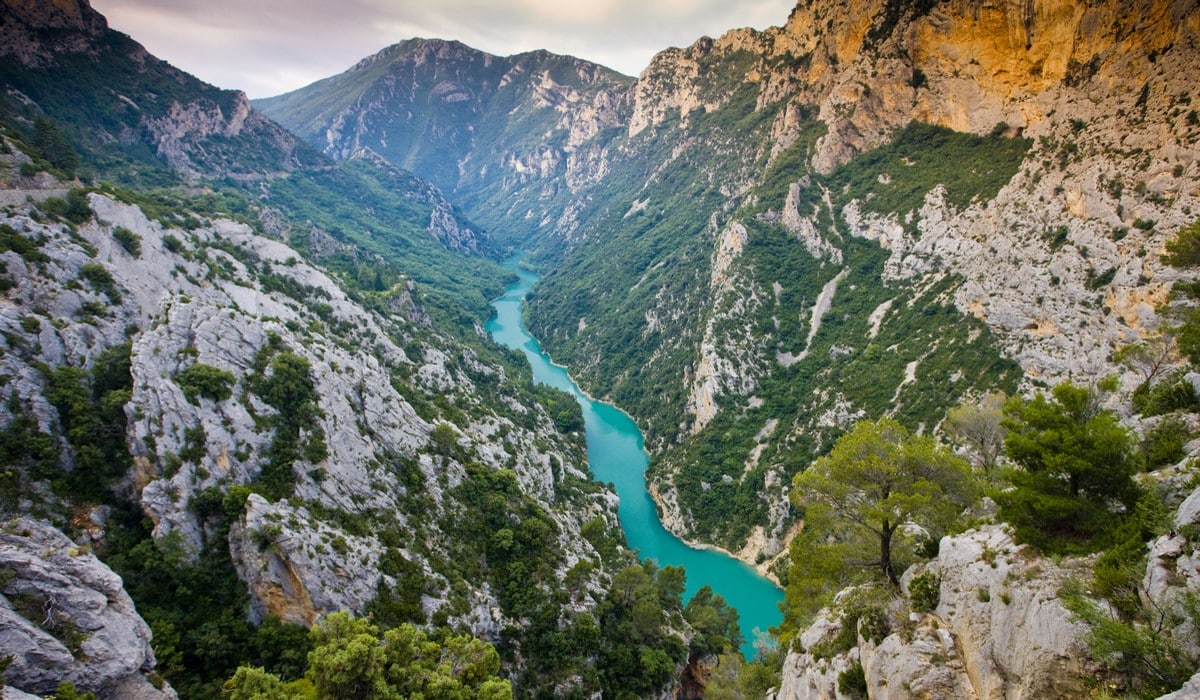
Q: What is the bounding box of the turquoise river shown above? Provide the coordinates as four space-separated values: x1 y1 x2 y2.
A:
485 261 784 658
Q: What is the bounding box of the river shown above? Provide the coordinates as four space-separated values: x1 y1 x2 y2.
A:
485 261 784 658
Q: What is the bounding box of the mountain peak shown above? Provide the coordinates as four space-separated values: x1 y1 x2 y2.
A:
0 0 108 65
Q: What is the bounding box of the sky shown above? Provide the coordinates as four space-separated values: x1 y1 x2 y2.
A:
89 0 797 99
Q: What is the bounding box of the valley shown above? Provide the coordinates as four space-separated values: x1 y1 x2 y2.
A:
1 0 1200 697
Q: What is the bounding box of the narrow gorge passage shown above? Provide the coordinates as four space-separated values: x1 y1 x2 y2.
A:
486 259 785 658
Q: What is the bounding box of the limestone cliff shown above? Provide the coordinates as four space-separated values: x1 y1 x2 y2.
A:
774 475 1200 699
255 39 635 243
521 0 1200 564
0 517 174 698
0 171 620 686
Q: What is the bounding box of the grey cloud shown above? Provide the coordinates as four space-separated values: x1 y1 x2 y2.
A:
91 0 795 97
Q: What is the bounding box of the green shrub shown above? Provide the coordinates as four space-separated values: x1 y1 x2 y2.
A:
112 226 142 256
909 569 941 612
77 262 120 303
1141 414 1190 470
1132 373 1200 416
176 363 235 402
837 662 868 699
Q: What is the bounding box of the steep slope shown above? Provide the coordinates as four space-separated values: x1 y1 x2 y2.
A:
0 0 321 182
253 0 1200 565
0 0 505 323
255 39 634 245
525 0 1200 563
0 165 622 695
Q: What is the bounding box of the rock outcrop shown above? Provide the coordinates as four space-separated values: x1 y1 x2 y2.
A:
774 526 1096 700
0 517 174 698
0 177 620 677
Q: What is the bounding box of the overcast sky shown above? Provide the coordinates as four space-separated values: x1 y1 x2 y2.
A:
89 0 797 99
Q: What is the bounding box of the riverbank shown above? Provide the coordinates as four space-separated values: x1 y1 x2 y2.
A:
486 260 785 656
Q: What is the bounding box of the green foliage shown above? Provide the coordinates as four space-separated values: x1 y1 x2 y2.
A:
250 346 324 500
792 419 976 586
104 509 312 700
592 560 692 698
1162 220 1200 366
0 394 59 512
1161 219 1200 269
77 262 121 303
837 662 868 700
1062 581 1198 698
683 585 743 657
1092 490 1170 618
226 611 511 700
263 159 509 327
32 116 80 178
42 342 133 501
1140 413 1191 470
0 223 50 263
51 682 97 700
176 363 236 403
532 384 584 435
824 122 1031 222
39 189 93 225
997 382 1141 553
908 569 941 613
112 226 142 256
1131 370 1200 416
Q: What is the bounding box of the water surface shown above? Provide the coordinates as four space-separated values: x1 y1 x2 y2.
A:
485 262 784 657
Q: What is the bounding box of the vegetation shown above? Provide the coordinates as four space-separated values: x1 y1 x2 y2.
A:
176 363 236 403
997 382 1140 553
224 612 512 699
250 339 326 500
792 419 975 587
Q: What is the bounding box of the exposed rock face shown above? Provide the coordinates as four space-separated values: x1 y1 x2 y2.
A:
0 185 619 652
0 0 320 180
0 0 107 66
774 526 1095 700
255 38 635 242
526 0 1200 561
0 517 174 698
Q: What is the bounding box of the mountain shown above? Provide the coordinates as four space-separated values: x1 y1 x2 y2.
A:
0 1 748 698
6 0 1200 696
255 39 634 245
267 0 1200 565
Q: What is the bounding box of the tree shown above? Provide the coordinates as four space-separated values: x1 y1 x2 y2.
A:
998 382 1140 552
32 116 79 177
944 392 1007 474
791 419 976 587
1160 219 1200 365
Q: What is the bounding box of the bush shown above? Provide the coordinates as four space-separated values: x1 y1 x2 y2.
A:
112 226 142 256
176 363 236 403
909 569 941 612
837 662 868 699
77 262 121 303
1141 414 1190 470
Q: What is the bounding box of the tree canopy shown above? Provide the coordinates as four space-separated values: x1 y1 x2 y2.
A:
997 382 1140 553
791 419 976 588
223 612 511 700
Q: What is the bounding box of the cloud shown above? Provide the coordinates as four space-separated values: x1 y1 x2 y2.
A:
89 0 796 98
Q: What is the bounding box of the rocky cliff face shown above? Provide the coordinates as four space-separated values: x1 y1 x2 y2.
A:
258 0 1200 596
0 0 321 181
775 474 1200 700
0 517 173 698
0 167 620 687
255 38 635 244
773 525 1096 700
515 0 1200 565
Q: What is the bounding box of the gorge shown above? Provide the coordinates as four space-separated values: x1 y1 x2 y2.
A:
1 0 1200 697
